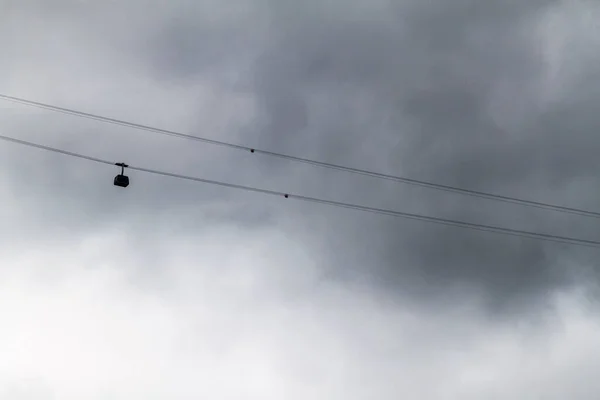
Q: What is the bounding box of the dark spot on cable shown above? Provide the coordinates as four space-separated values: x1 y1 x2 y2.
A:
250 149 255 153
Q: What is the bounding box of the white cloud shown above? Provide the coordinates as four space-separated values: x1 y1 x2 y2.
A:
1 224 600 399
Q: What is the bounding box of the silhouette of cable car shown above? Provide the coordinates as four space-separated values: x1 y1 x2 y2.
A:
114 162 129 188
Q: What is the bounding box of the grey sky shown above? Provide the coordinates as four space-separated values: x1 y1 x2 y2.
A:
2 0 600 398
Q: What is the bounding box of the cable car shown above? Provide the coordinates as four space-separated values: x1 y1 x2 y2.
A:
114 162 129 188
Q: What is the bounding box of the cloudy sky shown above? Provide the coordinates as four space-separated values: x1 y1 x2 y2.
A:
2 0 600 398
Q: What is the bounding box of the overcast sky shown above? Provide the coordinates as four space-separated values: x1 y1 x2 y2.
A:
2 0 600 398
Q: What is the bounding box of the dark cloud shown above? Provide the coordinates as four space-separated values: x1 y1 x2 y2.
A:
239 0 600 313
3 0 600 317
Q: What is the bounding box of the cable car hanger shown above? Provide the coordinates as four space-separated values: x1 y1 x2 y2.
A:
114 162 129 188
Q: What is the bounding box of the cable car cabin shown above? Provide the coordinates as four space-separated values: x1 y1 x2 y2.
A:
114 162 130 188
114 174 129 188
